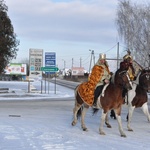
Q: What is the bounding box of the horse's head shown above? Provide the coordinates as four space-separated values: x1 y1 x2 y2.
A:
139 69 150 92
115 69 132 90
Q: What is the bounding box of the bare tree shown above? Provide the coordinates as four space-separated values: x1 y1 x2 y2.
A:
116 0 150 67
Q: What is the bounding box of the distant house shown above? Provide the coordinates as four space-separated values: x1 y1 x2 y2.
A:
71 67 85 76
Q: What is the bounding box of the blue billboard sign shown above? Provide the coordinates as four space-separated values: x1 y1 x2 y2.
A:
45 52 56 66
45 52 56 74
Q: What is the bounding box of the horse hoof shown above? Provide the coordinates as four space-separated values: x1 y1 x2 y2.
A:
72 121 76 126
121 134 126 137
83 128 88 131
128 128 133 132
100 131 106 135
107 124 112 128
105 122 112 128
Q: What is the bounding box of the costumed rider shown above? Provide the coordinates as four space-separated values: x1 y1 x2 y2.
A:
120 50 135 99
77 53 111 107
120 50 135 81
110 50 135 119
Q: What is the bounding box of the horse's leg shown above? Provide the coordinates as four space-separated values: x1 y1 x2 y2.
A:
114 107 126 137
81 104 89 131
72 101 82 126
127 105 135 131
126 113 129 121
141 102 150 121
110 109 116 119
105 113 112 128
99 110 107 135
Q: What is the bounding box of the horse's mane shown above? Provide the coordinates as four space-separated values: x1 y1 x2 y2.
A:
110 69 127 84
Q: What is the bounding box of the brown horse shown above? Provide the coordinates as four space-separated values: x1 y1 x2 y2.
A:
127 68 150 131
72 69 132 137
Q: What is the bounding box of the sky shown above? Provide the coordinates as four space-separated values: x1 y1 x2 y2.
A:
5 0 148 71
0 80 150 149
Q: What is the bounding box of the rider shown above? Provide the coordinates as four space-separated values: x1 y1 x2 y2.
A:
78 53 111 107
110 50 136 119
92 54 111 107
120 50 135 81
120 50 136 99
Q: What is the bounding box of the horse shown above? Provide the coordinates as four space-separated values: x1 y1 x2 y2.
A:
109 68 150 131
71 68 132 137
127 68 150 131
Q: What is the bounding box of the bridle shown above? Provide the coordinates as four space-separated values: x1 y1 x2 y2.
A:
118 70 131 88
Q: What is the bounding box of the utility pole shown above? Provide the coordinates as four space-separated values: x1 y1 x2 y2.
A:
89 49 95 73
117 42 120 69
72 58 74 68
62 59 66 69
80 57 82 67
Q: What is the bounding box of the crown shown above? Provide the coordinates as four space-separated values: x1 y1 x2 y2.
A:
99 53 106 60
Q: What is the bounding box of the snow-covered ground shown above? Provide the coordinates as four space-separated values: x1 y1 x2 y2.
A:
0 81 150 150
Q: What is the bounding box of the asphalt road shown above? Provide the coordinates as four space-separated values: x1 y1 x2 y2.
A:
0 99 74 117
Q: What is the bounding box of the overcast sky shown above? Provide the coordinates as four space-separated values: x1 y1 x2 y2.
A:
5 0 148 70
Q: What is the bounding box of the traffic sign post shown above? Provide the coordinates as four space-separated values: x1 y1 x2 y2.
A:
40 67 59 72
42 52 58 94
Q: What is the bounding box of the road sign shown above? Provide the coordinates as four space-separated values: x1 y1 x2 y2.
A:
31 72 40 75
45 60 56 66
41 67 59 72
45 52 56 74
45 52 56 66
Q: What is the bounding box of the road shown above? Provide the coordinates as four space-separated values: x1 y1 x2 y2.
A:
0 99 74 121
0 99 150 150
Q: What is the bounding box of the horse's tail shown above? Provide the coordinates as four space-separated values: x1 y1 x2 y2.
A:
74 84 82 120
92 108 99 116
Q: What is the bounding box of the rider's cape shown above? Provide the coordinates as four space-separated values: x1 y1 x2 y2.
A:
77 65 110 106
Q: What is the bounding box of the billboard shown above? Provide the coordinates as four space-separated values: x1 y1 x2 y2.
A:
4 63 27 75
29 49 43 78
45 52 56 66
45 52 56 74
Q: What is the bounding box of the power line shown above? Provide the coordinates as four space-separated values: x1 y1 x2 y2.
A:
104 44 118 53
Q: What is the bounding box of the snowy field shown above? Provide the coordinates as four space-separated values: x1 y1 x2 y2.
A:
0 81 150 150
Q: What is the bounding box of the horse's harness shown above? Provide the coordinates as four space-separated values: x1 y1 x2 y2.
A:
140 72 150 80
